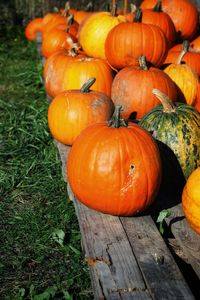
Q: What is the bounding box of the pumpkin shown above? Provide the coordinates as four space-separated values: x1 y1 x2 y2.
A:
44 47 86 97
194 82 200 112
182 167 200 235
78 10 126 59
127 1 176 48
140 0 199 40
164 40 200 77
48 78 114 145
164 56 198 106
111 55 178 120
191 36 200 52
41 27 77 58
57 57 114 97
67 105 162 216
25 18 43 41
139 89 200 181
105 8 168 69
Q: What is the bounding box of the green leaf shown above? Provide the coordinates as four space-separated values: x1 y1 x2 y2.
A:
52 229 65 247
156 209 171 235
62 289 73 300
33 286 57 300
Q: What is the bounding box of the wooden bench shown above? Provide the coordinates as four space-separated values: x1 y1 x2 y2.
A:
36 33 200 299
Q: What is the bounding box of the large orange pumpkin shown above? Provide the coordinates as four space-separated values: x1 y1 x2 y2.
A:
25 18 43 41
78 11 126 59
140 0 199 40
105 8 168 69
48 78 114 145
111 55 178 120
67 106 162 216
182 167 200 235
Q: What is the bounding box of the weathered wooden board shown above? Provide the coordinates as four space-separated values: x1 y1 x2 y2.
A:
73 198 195 299
35 32 199 300
164 202 200 279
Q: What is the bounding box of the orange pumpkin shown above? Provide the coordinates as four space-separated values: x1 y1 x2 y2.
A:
44 48 86 97
127 1 176 48
48 78 114 145
164 40 200 76
105 8 168 69
191 36 200 52
67 106 162 216
141 0 199 40
182 167 200 235
111 56 178 120
25 18 43 41
194 81 200 112
58 57 114 97
78 11 126 59
41 28 77 58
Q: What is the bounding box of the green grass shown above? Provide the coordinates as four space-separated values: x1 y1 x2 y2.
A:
0 25 92 300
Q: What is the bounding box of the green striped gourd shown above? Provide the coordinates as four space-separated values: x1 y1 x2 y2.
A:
139 89 200 181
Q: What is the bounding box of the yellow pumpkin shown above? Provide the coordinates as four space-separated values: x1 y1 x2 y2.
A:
182 167 200 235
78 11 126 59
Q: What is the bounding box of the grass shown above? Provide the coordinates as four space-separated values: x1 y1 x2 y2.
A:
0 25 92 300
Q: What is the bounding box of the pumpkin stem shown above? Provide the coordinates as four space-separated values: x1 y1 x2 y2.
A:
108 105 128 128
62 1 70 16
67 14 74 25
153 0 162 12
66 37 80 52
80 78 96 93
111 0 117 16
133 7 142 22
85 1 94 12
138 55 148 70
130 3 137 13
152 89 176 113
176 40 190 64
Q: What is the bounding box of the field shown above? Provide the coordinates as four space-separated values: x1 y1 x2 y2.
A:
0 25 92 300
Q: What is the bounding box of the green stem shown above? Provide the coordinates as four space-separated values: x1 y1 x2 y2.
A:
153 0 162 12
80 78 96 93
67 14 74 25
133 7 142 22
139 56 148 70
152 89 176 113
108 106 128 128
176 40 190 64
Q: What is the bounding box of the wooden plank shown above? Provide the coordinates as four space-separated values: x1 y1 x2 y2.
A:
121 215 195 299
73 198 151 300
164 202 200 279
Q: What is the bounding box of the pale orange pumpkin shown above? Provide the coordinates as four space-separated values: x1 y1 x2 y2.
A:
111 55 178 120
182 167 200 235
44 48 87 97
48 78 114 145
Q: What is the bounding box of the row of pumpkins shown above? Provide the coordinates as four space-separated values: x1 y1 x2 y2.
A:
25 0 200 235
